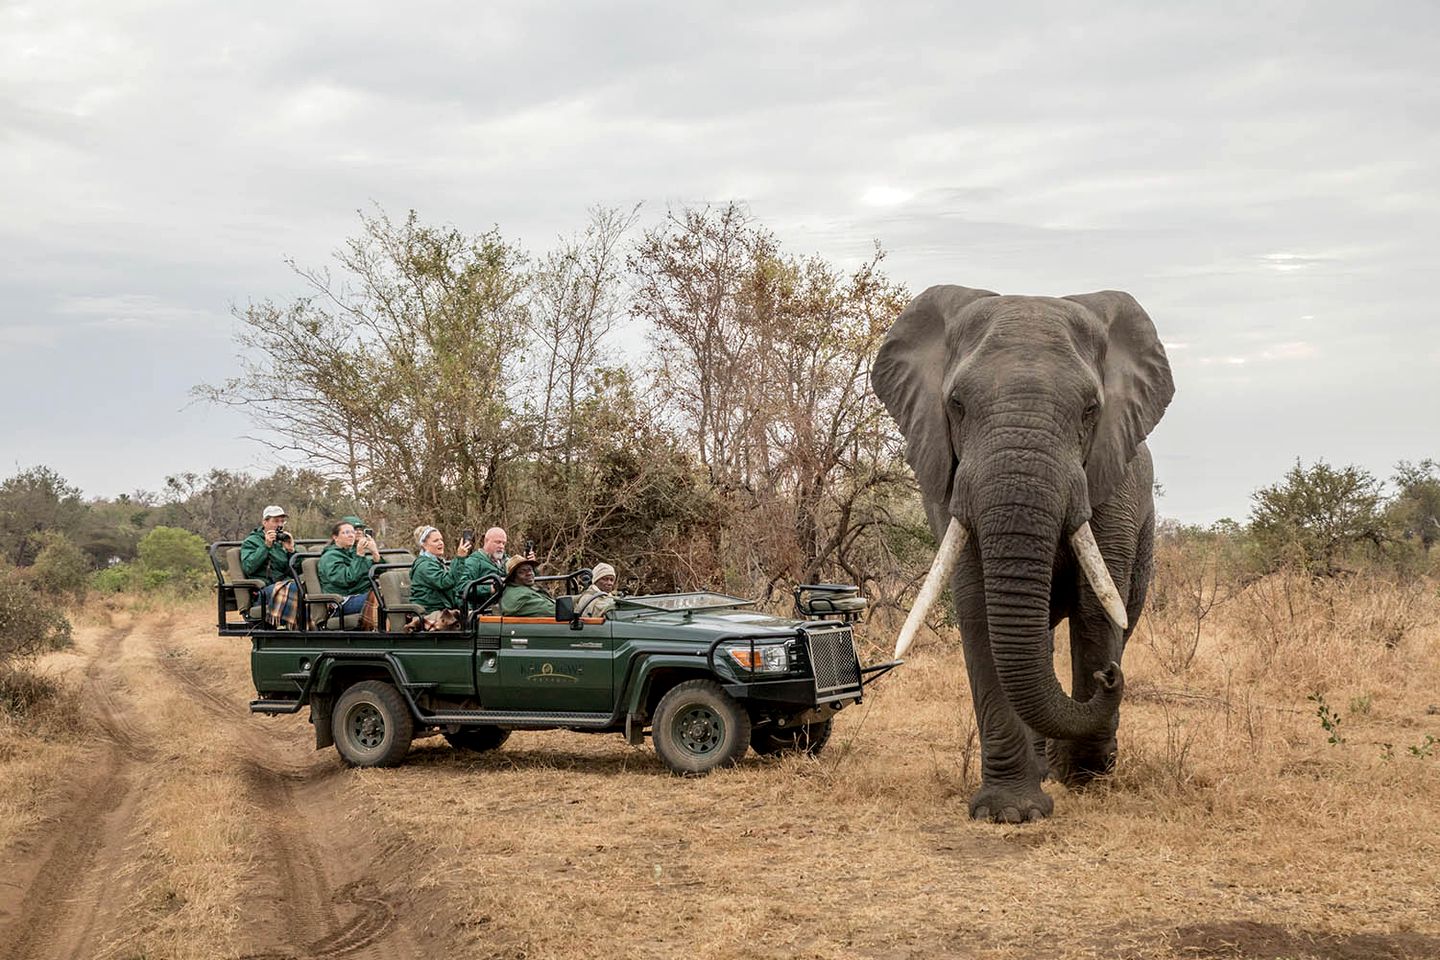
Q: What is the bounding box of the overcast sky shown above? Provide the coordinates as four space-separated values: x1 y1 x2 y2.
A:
3 1 1435 524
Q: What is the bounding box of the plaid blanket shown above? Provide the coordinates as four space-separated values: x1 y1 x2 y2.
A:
265 579 301 629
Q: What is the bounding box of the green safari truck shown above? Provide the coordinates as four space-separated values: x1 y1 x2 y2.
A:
211 544 899 775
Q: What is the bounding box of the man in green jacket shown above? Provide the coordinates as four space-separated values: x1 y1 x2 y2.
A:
241 504 296 589
499 556 555 618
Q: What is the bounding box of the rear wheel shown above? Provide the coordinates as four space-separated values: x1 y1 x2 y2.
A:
652 679 750 775
752 718 834 757
332 681 414 767
443 725 511 754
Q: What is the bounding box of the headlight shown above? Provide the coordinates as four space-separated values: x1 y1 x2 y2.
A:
724 642 790 673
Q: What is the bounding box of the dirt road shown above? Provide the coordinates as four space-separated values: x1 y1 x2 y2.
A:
3 600 1440 959
0 609 424 960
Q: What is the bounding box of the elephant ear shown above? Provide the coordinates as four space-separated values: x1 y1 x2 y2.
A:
1064 291 1175 507
872 285 998 506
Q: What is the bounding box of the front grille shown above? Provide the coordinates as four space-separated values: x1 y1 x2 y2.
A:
803 625 861 698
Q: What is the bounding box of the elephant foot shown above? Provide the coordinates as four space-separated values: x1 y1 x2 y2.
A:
969 782 1053 823
1047 739 1116 788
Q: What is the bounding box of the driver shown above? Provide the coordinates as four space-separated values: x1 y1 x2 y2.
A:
499 555 555 618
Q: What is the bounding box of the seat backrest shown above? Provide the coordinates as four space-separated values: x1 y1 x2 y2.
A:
224 547 255 608
378 568 411 607
300 556 324 595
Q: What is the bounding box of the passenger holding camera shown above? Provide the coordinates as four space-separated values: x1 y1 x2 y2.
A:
409 525 472 614
241 505 296 587
318 519 381 617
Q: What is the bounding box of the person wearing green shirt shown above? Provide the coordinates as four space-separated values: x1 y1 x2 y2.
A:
317 520 381 616
240 505 296 610
499 556 555 618
461 527 534 601
409 525 472 613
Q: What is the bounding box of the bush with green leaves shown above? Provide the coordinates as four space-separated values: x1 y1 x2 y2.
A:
137 525 211 587
29 531 90 598
0 567 72 666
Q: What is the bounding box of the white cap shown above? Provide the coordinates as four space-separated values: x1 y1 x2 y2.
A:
262 505 288 519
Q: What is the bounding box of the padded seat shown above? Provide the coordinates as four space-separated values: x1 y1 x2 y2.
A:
794 584 868 621
376 568 425 632
223 546 265 620
298 556 361 630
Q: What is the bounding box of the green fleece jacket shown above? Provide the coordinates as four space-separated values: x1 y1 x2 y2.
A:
240 527 292 584
461 551 506 595
500 583 555 618
317 544 375 596
410 553 464 613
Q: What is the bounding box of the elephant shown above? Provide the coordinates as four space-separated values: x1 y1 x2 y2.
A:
872 286 1174 822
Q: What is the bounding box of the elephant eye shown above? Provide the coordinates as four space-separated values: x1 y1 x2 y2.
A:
1084 402 1100 422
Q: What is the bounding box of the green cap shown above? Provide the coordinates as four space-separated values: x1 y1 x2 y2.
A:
341 515 366 528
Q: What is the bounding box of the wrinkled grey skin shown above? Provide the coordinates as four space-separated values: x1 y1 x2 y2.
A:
873 286 1174 822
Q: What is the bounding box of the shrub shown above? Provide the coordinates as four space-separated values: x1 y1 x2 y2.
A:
0 568 73 665
138 525 211 588
30 531 90 598
92 562 141 594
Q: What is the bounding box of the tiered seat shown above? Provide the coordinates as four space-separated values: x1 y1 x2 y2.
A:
297 555 362 630
222 546 266 621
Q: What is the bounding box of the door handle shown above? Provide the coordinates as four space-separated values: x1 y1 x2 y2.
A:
569 641 602 649
511 637 528 647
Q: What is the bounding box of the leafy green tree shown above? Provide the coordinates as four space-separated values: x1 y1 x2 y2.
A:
0 467 88 566
1389 459 1440 554
1249 460 1386 574
29 532 90 597
198 209 529 533
138 526 211 582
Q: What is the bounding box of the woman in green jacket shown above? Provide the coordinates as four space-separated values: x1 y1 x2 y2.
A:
317 521 381 616
409 525 472 613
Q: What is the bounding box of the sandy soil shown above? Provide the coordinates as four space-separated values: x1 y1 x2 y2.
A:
1 594 1438 959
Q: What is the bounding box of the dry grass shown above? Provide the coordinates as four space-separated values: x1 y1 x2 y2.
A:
2 576 1439 959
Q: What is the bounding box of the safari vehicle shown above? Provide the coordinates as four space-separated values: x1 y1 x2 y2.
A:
210 543 900 774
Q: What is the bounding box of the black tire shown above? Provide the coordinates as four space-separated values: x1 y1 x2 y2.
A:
652 679 751 775
751 718 834 757
443 725 511 754
331 681 414 767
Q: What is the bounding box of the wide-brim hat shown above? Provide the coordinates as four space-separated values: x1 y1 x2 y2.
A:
505 555 538 580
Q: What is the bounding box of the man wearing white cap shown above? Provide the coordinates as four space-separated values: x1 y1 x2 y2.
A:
575 562 617 618
241 505 296 586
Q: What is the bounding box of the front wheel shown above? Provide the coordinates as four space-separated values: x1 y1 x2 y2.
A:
332 681 414 768
751 718 833 757
443 725 511 754
652 679 751 775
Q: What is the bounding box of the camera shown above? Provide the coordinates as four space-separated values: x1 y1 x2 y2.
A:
277 527 292 543
525 539 534 556
461 528 474 545
362 527 376 539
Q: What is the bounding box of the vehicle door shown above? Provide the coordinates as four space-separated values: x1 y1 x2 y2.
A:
482 611 613 712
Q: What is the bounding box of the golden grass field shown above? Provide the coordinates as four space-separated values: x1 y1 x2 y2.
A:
2 572 1439 959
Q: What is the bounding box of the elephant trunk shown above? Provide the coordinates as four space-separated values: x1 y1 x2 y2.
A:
974 467 1123 742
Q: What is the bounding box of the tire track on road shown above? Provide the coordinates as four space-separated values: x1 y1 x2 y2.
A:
143 632 419 960
0 620 143 960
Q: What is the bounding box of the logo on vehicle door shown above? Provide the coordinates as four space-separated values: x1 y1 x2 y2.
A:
529 661 577 683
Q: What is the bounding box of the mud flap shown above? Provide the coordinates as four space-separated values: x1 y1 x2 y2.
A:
311 693 334 750
624 713 646 745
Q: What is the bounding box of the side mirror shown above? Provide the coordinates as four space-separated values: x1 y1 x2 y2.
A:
554 595 578 628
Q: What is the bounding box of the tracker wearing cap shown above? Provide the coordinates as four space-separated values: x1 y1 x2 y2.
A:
576 561 617 618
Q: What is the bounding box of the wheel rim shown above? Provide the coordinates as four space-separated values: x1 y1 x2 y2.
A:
673 704 724 755
348 702 386 749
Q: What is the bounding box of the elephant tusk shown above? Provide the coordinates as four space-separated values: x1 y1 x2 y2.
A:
894 518 968 658
1070 522 1128 631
